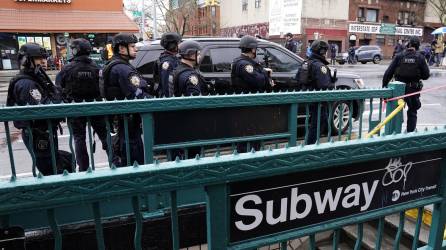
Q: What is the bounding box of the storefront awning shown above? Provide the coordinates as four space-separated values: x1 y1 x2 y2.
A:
0 8 139 33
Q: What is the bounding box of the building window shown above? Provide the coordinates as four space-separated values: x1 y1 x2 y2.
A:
382 15 389 23
255 0 261 8
242 0 248 11
398 11 416 25
376 35 385 46
366 9 378 22
358 7 365 21
211 6 216 17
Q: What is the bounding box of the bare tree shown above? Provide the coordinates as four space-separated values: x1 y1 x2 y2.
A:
156 0 198 36
429 0 446 25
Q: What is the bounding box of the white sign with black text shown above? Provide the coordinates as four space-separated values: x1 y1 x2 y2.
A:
269 0 302 36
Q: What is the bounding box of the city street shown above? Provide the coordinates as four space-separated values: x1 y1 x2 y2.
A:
1 62 446 178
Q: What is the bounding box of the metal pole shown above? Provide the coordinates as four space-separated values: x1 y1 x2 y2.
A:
153 0 158 39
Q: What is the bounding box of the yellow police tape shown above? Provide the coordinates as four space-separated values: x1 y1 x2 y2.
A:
365 99 406 139
405 208 446 239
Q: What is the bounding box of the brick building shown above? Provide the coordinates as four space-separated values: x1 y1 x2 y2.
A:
347 0 427 58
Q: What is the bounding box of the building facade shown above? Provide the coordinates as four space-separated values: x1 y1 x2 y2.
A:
0 0 138 70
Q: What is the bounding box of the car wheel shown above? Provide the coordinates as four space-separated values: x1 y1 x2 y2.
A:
373 56 381 64
361 61 367 64
331 101 351 135
339 61 345 65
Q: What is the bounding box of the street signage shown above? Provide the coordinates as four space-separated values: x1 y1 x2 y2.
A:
15 0 72 3
395 27 423 37
229 150 444 242
349 24 381 34
132 11 142 17
87 34 95 39
269 0 303 36
380 23 396 35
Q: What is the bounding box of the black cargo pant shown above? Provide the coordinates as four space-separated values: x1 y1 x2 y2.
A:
22 127 59 176
404 85 422 133
70 117 108 171
308 103 328 145
115 115 144 167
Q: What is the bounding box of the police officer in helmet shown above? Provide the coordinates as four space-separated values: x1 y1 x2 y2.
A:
56 38 108 172
383 36 429 132
6 43 63 175
231 35 274 94
284 32 298 53
154 32 182 97
297 40 335 144
173 40 209 96
102 33 152 166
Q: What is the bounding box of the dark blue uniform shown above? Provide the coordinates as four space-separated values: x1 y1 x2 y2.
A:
154 52 179 97
383 48 430 132
231 55 271 94
103 56 152 166
56 56 108 171
173 62 208 96
297 54 334 144
7 69 62 175
285 39 298 53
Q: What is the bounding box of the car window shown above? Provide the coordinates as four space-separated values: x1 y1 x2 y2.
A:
135 49 163 74
200 47 241 73
256 47 300 72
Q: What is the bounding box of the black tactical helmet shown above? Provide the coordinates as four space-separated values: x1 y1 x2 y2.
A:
407 36 420 50
178 40 202 57
311 40 329 56
239 35 258 49
112 33 138 51
70 38 92 57
160 32 182 50
286 32 293 38
18 43 48 67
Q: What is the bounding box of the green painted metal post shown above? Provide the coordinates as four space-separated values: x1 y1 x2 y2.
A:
141 113 154 164
206 184 229 249
385 82 405 135
426 159 446 250
288 104 298 147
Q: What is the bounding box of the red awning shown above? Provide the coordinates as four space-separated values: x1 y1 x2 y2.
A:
0 8 139 33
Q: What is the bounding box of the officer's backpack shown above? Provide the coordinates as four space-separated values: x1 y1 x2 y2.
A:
100 59 127 100
296 59 314 90
6 74 35 107
64 61 100 101
395 51 421 82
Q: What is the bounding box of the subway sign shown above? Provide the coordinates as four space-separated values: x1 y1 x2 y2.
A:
229 151 444 242
15 0 72 3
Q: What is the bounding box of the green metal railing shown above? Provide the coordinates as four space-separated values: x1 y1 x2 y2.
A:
3 82 438 250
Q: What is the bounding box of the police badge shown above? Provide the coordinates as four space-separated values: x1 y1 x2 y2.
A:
129 75 141 87
189 75 199 86
30 89 42 102
245 64 254 73
320 66 328 74
162 61 170 70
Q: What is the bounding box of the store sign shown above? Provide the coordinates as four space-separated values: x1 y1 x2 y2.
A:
349 24 381 34
380 23 396 35
15 0 72 3
395 27 423 37
349 34 357 41
229 151 444 242
269 0 303 36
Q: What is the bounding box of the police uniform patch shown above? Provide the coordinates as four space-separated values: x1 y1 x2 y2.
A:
30 89 42 102
245 64 254 74
189 75 199 86
320 66 328 74
129 74 141 87
162 61 170 70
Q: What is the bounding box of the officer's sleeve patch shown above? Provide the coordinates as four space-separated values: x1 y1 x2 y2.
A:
320 66 328 74
189 75 199 86
244 64 254 74
129 74 141 87
30 89 42 102
162 61 170 70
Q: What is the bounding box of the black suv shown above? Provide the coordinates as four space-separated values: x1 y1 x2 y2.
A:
133 37 365 134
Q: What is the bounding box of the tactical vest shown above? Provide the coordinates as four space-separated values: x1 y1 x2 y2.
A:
395 51 421 83
297 59 314 90
230 57 257 94
63 60 100 102
6 73 35 107
172 63 194 97
101 58 129 100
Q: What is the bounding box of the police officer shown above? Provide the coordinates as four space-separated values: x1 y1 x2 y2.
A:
383 36 430 133
102 33 152 166
154 32 182 97
172 40 209 96
231 35 274 94
297 40 335 144
6 43 63 175
284 32 298 53
56 38 108 172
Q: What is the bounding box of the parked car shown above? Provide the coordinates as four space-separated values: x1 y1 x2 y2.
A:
335 52 349 65
355 45 382 64
133 37 365 134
